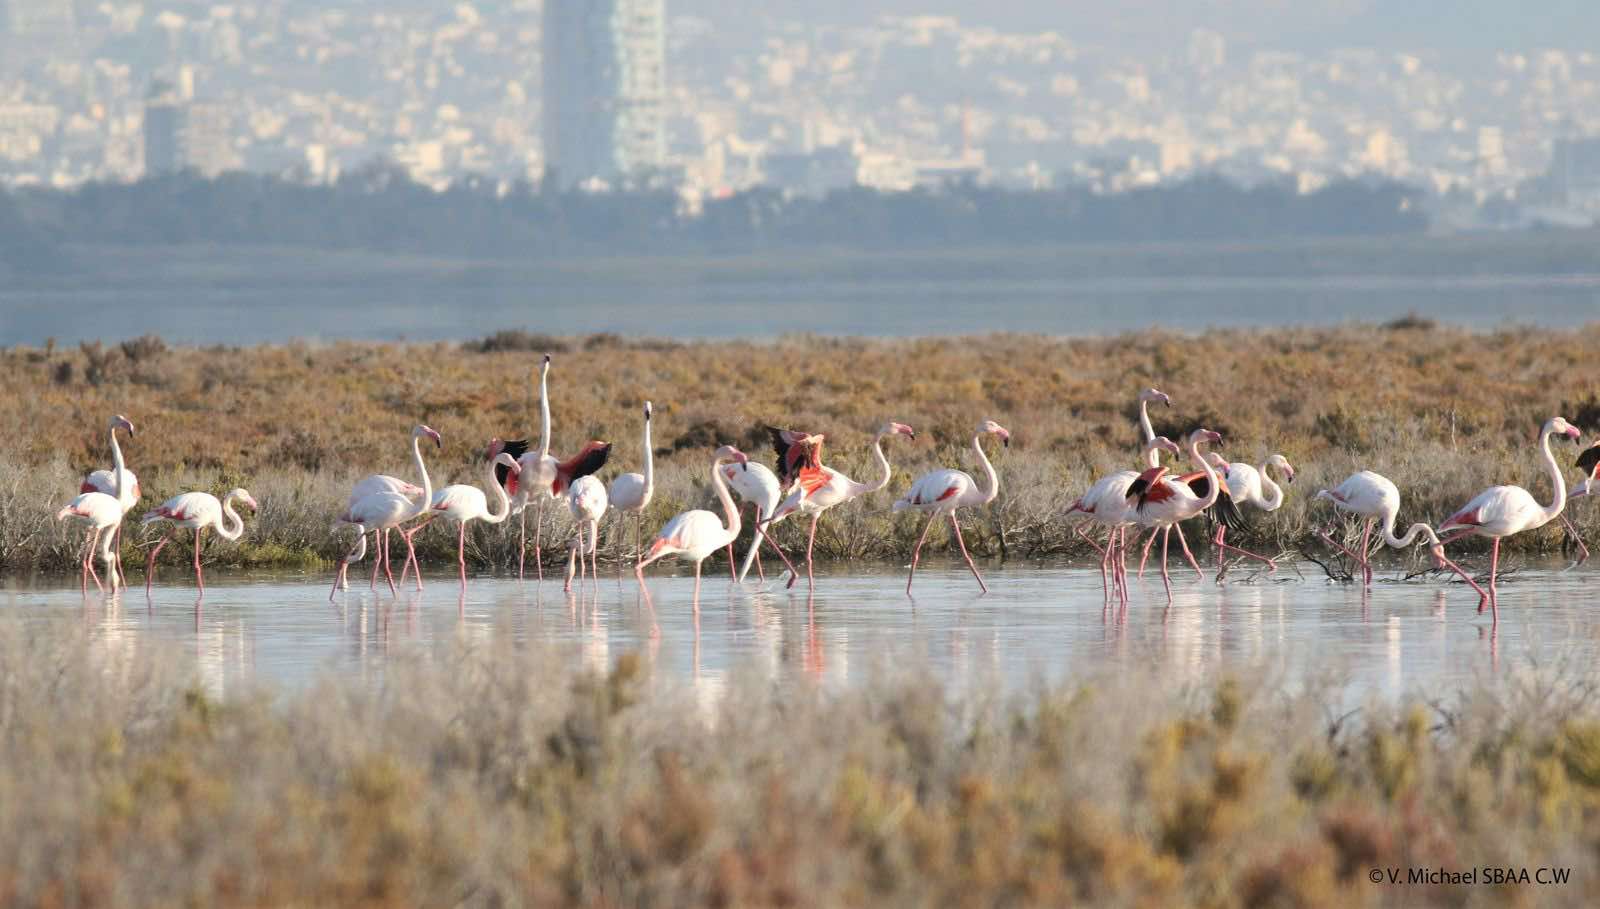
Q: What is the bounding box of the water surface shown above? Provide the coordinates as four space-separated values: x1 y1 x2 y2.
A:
5 560 1596 704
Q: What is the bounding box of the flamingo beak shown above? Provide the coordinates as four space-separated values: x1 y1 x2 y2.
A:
1568 426 1582 441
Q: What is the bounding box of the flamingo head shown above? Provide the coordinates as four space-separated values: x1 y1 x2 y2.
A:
110 414 135 436
715 445 749 467
979 420 1011 447
229 489 259 511
1546 416 1581 443
492 452 521 473
1143 435 1181 457
1139 388 1171 407
487 437 505 459
883 421 915 440
644 400 653 421
1189 428 1223 448
541 353 552 372
1267 453 1296 483
1205 451 1229 469
414 424 442 448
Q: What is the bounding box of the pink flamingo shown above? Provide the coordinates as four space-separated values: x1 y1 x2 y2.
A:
350 472 425 587
564 475 608 591
502 355 611 580
1206 451 1294 575
1435 416 1581 618
330 425 440 598
725 460 785 582
141 488 258 595
1067 435 1182 604
635 445 750 610
56 415 136 593
80 423 142 589
763 421 916 589
1314 470 1474 588
893 420 1010 595
405 450 521 588
1125 428 1223 600
606 401 654 566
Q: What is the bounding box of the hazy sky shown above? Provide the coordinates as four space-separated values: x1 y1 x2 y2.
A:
678 1 1597 52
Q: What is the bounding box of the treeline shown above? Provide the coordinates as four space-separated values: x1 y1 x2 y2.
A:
1 163 1426 274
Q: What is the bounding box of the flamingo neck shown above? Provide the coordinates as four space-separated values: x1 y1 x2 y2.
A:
712 455 742 542
1188 439 1220 510
217 494 247 541
1258 461 1285 511
482 459 514 524
1383 520 1435 549
1139 399 1158 467
968 433 1001 506
864 431 894 495
1538 427 1568 527
642 416 654 498
108 423 127 502
407 435 433 520
537 367 551 460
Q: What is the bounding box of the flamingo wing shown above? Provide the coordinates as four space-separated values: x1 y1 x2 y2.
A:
767 426 824 488
496 438 529 490
1577 442 1600 479
430 484 486 518
1126 466 1168 503
552 441 611 495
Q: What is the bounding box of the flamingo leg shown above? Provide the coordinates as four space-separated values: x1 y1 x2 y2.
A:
1358 520 1373 586
370 530 383 590
193 527 205 595
1561 513 1589 564
1215 525 1227 572
457 521 468 586
1159 525 1172 602
905 509 940 596
1172 522 1204 581
1092 525 1110 600
804 513 820 589
534 500 544 581
692 558 702 616
588 520 600 585
518 508 527 580
1428 544 1488 603
1214 531 1277 572
1316 526 1368 577
401 524 425 591
1484 537 1500 618
727 542 737 582
1077 523 1108 558
1138 528 1158 578
564 538 577 593
754 520 802 580
145 533 172 594
380 530 397 596
949 513 988 594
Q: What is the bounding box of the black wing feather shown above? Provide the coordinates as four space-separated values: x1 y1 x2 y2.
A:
1207 488 1249 533
1577 442 1600 477
569 442 611 481
496 438 529 488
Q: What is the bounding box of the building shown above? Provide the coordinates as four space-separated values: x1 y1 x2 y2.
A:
143 80 185 176
542 0 665 189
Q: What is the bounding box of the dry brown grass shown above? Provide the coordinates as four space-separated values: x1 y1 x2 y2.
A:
1 620 1599 907
3 326 1598 573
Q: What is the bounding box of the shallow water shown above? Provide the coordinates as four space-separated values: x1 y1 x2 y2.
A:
6 558 1599 703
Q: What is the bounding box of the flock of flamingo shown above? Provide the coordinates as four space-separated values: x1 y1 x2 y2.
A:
55 356 1600 622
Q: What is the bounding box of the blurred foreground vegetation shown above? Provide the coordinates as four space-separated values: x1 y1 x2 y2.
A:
1 621 1598 906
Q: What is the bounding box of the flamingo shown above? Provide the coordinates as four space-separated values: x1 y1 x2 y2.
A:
350 468 426 587
607 401 654 567
1313 470 1475 589
635 445 750 609
763 421 916 589
503 355 611 579
893 420 1010 595
406 450 521 587
1125 428 1224 600
1066 435 1182 603
725 460 784 582
1134 387 1172 467
1435 416 1581 617
1070 388 1172 589
1206 451 1295 575
140 488 258 595
81 453 141 588
56 415 136 593
564 475 608 591
330 424 440 598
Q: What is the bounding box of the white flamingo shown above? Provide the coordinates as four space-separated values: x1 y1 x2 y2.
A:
893 420 1010 595
1206 451 1295 574
1435 416 1581 618
1314 470 1472 588
636 445 750 610
724 461 789 583
330 424 440 598
607 401 654 566
1124 428 1223 600
409 451 521 587
141 488 258 595
565 475 608 591
506 354 610 579
763 421 916 589
56 415 135 593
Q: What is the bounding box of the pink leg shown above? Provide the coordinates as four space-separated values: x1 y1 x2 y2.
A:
1485 537 1500 618
1138 528 1158 578
805 514 820 588
145 534 172 594
1561 513 1589 564
1076 523 1108 558
1213 530 1278 572
518 509 527 580
380 531 397 595
1172 522 1204 581
401 525 424 591
534 500 544 581
1358 520 1373 586
949 513 988 594
589 522 600 584
1316 526 1367 570
1159 525 1172 601
457 521 468 586
193 528 205 595
1428 544 1488 603
1115 526 1130 606
727 543 737 582
1092 525 1110 600
692 559 702 616
905 510 940 596
754 520 802 579
1215 525 1227 572
370 530 383 590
